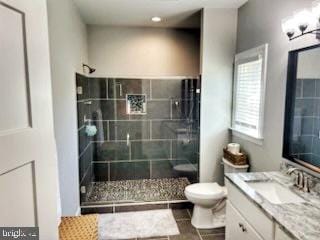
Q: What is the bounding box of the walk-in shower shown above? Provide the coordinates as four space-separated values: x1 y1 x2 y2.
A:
76 74 201 210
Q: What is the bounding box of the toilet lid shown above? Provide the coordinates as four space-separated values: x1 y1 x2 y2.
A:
185 183 225 199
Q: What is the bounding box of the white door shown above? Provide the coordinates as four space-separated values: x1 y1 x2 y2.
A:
0 0 59 239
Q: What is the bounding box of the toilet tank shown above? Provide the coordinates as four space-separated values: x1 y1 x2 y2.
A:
222 158 249 174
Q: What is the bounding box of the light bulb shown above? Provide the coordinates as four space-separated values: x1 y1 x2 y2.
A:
151 17 161 22
294 9 313 33
282 17 296 38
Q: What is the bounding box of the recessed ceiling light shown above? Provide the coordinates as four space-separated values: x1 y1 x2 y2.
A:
151 16 162 22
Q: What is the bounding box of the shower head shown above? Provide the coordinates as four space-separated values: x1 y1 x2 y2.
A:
82 64 96 74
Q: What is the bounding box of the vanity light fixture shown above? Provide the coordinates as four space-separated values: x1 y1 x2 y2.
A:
282 0 320 41
151 16 162 22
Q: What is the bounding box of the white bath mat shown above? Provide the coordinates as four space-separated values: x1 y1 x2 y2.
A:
98 209 180 240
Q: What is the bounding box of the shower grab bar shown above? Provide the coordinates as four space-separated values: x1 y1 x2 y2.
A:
126 133 130 147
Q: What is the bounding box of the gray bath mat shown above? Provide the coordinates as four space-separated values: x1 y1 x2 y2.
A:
98 209 180 239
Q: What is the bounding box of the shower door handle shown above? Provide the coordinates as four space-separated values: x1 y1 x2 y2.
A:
116 83 123 97
126 133 130 147
119 84 123 97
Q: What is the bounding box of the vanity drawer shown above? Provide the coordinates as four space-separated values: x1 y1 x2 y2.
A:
226 201 263 240
226 179 274 240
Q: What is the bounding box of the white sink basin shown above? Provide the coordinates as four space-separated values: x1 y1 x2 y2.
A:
247 181 305 204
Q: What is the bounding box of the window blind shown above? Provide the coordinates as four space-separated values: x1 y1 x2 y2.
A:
234 58 263 136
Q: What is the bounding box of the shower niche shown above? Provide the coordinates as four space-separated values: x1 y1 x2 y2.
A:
76 74 201 209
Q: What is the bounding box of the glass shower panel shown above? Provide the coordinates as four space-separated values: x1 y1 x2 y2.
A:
76 75 200 205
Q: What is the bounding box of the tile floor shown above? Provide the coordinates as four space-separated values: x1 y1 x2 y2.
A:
85 178 190 203
134 209 225 240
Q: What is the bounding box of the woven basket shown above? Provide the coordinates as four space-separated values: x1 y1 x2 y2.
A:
59 214 98 240
223 148 247 165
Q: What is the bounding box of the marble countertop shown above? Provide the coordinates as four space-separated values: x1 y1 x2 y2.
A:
225 172 320 240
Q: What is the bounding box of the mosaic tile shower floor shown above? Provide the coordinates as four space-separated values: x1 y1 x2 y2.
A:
85 178 190 204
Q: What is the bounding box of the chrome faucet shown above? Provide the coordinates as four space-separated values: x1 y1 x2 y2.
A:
286 167 310 192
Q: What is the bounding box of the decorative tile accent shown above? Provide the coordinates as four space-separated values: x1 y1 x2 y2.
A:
85 178 190 203
127 94 147 115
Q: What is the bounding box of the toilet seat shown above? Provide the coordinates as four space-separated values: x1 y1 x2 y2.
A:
185 183 226 200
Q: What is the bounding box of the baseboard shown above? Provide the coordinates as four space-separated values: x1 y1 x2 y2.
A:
75 206 81 216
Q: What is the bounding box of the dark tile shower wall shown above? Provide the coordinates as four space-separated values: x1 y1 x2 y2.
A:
76 74 201 202
292 79 320 167
76 74 94 202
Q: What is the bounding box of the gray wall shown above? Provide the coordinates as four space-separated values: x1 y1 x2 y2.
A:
200 8 238 184
233 0 319 172
47 0 88 216
87 26 200 77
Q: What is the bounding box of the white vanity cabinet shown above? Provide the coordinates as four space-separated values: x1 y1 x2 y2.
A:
225 179 294 240
226 201 263 240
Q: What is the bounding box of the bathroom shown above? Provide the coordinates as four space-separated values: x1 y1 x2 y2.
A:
1 0 320 240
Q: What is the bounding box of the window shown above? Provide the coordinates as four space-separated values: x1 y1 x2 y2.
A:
232 44 268 142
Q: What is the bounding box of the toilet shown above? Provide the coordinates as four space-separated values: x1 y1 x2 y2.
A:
185 158 249 229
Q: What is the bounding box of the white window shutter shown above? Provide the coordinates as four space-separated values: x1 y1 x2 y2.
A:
232 44 268 139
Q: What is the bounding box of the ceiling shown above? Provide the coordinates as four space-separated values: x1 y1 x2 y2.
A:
73 0 248 28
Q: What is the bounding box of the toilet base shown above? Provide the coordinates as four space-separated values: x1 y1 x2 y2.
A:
191 205 226 229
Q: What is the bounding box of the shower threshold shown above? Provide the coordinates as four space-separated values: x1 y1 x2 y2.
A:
81 178 192 213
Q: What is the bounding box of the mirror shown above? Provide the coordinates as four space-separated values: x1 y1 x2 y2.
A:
283 44 320 173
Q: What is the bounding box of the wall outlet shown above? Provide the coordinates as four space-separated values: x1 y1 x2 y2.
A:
80 186 86 194
77 86 83 95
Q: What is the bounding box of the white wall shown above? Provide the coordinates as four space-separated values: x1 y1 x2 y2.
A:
234 0 319 172
200 8 238 183
87 26 200 77
47 0 88 216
